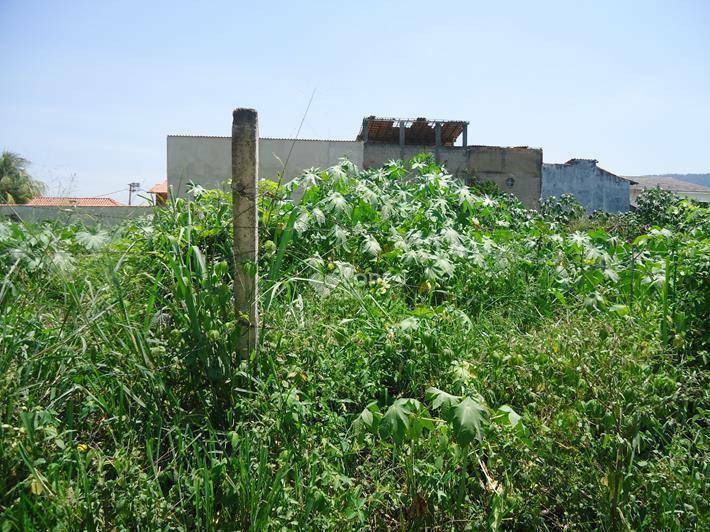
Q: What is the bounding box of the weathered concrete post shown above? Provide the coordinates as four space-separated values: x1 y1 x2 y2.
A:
232 108 259 357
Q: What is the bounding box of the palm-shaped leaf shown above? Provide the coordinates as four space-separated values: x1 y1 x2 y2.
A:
323 192 349 215
380 398 413 445
426 387 460 417
75 230 109 250
452 397 487 446
362 234 381 256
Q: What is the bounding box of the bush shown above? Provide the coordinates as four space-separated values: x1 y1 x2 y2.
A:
540 193 586 225
635 187 679 226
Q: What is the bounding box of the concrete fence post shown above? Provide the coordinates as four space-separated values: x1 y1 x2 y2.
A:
232 108 259 358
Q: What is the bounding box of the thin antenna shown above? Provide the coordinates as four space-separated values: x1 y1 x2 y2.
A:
128 182 140 205
282 88 316 179
265 88 316 224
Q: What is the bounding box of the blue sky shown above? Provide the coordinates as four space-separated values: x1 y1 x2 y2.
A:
1 0 709 202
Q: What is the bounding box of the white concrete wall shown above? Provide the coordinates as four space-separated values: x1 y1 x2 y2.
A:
167 136 364 198
542 160 630 212
0 205 152 226
167 136 230 198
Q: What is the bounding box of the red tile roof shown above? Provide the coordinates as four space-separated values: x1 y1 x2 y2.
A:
22 197 124 207
149 180 168 194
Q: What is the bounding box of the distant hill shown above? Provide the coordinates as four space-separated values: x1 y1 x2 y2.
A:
624 174 710 206
627 174 710 188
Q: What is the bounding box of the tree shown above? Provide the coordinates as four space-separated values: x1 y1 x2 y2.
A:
0 151 45 204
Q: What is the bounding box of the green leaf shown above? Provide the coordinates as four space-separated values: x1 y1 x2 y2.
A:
191 245 207 281
450 360 474 384
409 404 434 440
602 268 619 283
311 207 325 225
494 405 521 428
352 403 380 440
75 230 109 250
362 234 381 256
396 317 419 332
294 211 310 234
324 192 349 215
426 387 460 416
609 304 629 316
264 206 298 309
452 397 487 446
332 225 350 251
632 234 650 247
380 398 419 445
433 256 454 277
442 226 462 246
49 250 74 273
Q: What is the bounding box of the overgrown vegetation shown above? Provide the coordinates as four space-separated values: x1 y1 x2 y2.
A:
1 155 708 529
0 151 45 204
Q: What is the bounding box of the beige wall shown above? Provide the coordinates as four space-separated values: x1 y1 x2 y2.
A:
363 144 469 177
167 135 364 198
363 143 542 208
168 134 542 208
468 146 542 208
261 138 363 183
167 136 231 197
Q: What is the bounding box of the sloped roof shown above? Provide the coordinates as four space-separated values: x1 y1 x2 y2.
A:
149 180 168 194
545 159 636 184
23 197 123 207
626 176 710 192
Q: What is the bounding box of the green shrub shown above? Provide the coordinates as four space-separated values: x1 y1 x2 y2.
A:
636 187 679 226
540 193 586 225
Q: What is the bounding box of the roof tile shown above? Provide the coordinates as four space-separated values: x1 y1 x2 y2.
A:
22 197 123 207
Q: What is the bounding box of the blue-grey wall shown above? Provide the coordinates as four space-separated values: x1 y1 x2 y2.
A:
542 159 630 212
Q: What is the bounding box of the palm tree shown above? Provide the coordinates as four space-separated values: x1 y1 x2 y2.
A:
0 151 45 204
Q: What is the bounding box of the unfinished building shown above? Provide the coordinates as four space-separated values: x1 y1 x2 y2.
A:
358 117 542 208
167 115 543 208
